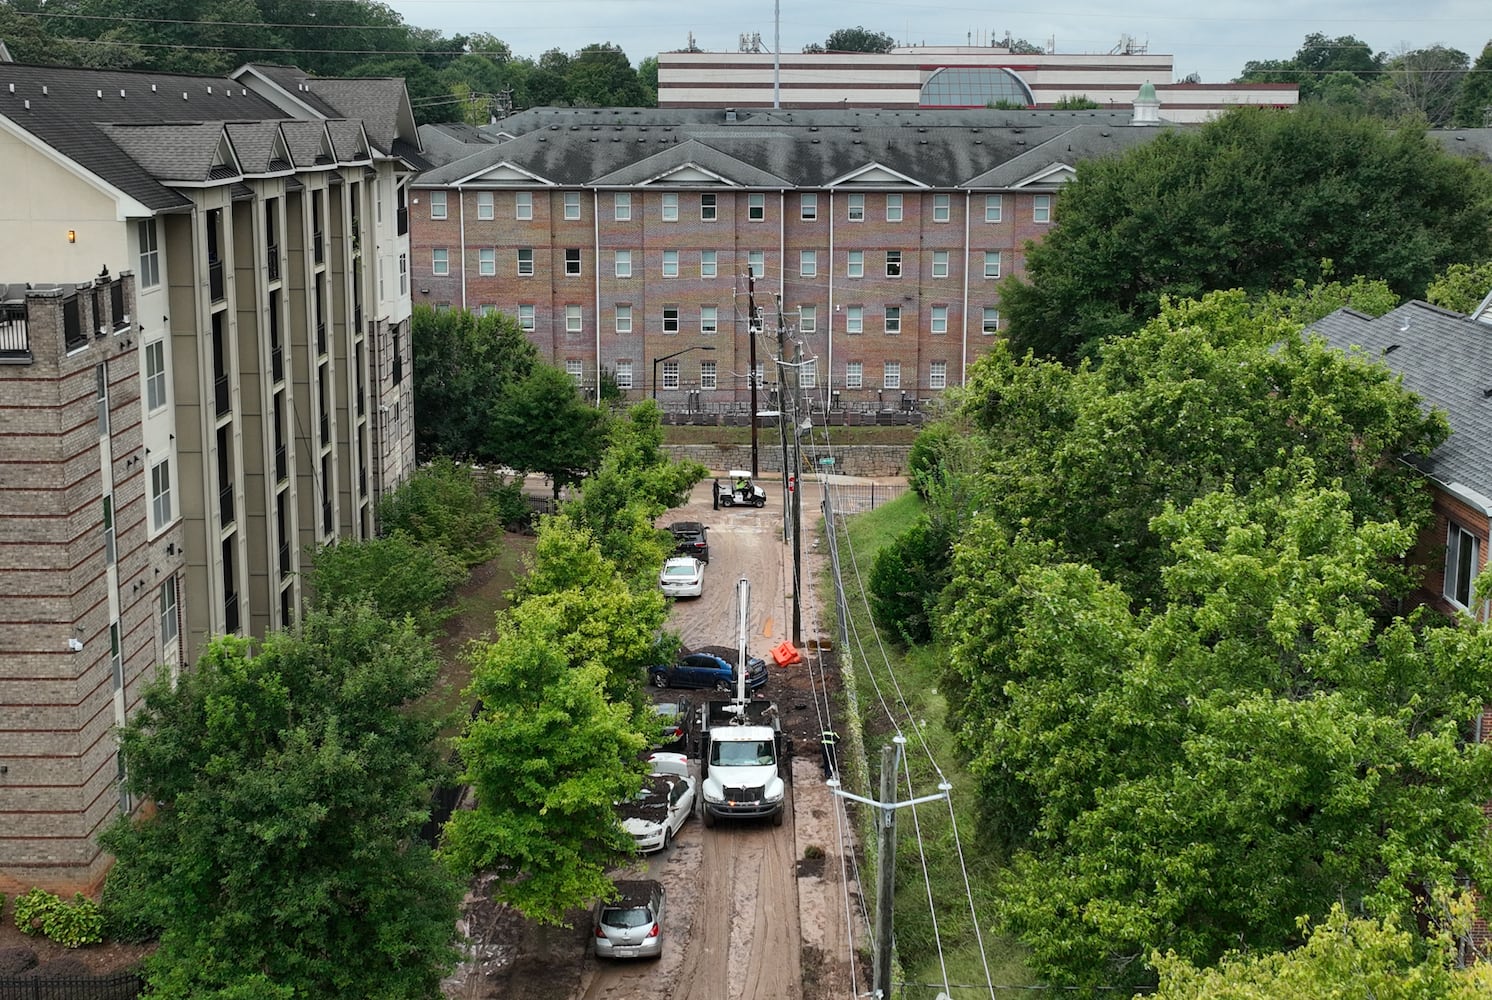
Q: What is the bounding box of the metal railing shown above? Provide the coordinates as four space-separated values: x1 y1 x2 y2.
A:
214 374 230 417
396 206 409 236
224 591 240 633
110 280 128 331
316 322 326 357
0 970 145 998
208 258 225 302
271 343 284 383
63 296 85 353
267 242 280 281
219 482 234 528
275 444 288 483
312 230 324 265
1 301 29 361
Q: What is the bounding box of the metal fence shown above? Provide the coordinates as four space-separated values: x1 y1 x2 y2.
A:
0 972 145 1000
819 480 909 515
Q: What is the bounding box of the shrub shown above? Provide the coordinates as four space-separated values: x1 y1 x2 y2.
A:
305 532 467 634
101 856 164 944
42 894 104 948
379 458 504 566
13 888 57 936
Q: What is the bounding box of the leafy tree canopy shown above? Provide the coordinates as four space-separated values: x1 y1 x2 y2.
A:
488 365 610 497
1426 259 1492 313
822 26 896 53
101 604 462 999
1002 104 1492 362
411 305 538 462
1455 42 1492 126
379 456 507 566
305 531 467 634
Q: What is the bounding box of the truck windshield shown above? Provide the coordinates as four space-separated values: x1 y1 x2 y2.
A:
712 740 774 767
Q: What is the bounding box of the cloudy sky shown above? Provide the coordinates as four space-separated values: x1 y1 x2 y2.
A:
382 0 1490 83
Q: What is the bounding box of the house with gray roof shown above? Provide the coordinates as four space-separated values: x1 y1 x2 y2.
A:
0 58 421 894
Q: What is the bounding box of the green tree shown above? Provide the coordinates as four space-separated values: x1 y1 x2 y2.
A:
1454 42 1492 126
567 43 646 106
822 26 896 53
1426 259 1492 313
1239 33 1381 102
867 515 951 644
637 56 659 104
305 532 467 634
379 457 506 567
411 304 538 461
489 365 609 499
1149 901 1492 999
100 605 462 999
1002 104 1492 362
1380 45 1469 124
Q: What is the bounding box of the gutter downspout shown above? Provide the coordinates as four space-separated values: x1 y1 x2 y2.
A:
961 189 971 385
593 188 602 406
827 190 835 403
458 185 467 312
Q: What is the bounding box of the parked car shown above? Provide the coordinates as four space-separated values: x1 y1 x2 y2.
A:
616 752 696 853
667 521 710 563
658 556 705 598
649 649 769 692
652 700 691 750
594 879 665 959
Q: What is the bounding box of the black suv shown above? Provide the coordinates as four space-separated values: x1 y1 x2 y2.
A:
667 521 709 563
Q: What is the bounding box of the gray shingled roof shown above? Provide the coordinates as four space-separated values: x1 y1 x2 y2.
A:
324 119 370 163
98 122 236 184
493 105 1139 136
414 117 1169 190
0 62 286 209
303 78 407 153
1428 128 1492 164
223 121 283 174
1310 301 1492 503
279 119 333 168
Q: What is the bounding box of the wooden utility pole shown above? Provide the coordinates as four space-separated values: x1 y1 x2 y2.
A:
746 270 759 477
875 740 901 1000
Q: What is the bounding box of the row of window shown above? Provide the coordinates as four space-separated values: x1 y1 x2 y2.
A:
432 247 1006 280
505 303 999 336
428 189 1053 225
568 357 953 391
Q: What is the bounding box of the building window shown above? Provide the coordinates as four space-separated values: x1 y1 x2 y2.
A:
846 361 863 388
432 249 449 275
847 251 864 278
519 304 535 330
929 360 948 389
662 192 679 221
662 250 679 278
615 304 632 333
701 250 717 277
701 305 718 334
565 305 582 333
846 305 863 334
982 307 1000 334
985 194 1003 223
564 191 581 221
931 305 948 334
614 192 631 220
748 193 765 221
1446 521 1481 608
701 193 717 221
886 251 902 277
138 219 160 288
801 193 818 220
398 253 407 295
477 191 494 220
801 359 817 389
886 193 903 222
517 248 534 276
748 251 764 278
479 304 496 316
478 248 495 276
800 251 817 277
516 191 532 220
661 360 680 389
145 340 167 411
984 251 1000 279
799 305 816 333
615 360 633 388
565 248 581 276
150 457 172 531
565 359 583 382
1034 194 1051 223
885 306 901 334
884 361 901 389
615 250 632 278
932 250 949 278
933 193 951 223
159 576 178 648
847 193 864 222
700 360 717 389
429 190 447 219
662 306 679 333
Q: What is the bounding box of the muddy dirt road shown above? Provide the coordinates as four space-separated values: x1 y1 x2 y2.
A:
443 475 862 1000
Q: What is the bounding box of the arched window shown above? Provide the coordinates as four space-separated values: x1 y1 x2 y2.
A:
920 67 1035 108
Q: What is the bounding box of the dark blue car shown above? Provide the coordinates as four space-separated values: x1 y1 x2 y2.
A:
649 650 768 692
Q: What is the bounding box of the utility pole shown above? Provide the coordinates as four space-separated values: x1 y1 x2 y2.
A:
773 294 802 644
826 736 951 1000
746 270 760 477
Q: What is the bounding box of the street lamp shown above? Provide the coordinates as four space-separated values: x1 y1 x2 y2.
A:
651 345 716 401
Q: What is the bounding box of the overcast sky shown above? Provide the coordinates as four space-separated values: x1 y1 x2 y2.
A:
381 0 1491 83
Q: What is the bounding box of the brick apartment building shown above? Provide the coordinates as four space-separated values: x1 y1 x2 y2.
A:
0 60 422 892
410 98 1175 412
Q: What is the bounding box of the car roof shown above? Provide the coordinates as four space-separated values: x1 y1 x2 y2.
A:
690 644 762 664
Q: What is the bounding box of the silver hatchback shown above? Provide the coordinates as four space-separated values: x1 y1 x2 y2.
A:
593 879 665 959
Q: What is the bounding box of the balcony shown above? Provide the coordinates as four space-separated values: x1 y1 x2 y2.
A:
313 230 324 266
0 301 29 363
316 322 327 357
359 466 367 499
279 540 291 577
391 351 403 386
271 342 284 383
214 373 230 417
267 243 280 281
219 482 235 528
109 281 128 332
319 411 329 448
208 258 225 303
275 443 287 483
63 297 85 353
321 501 333 535
224 591 240 634
396 206 408 237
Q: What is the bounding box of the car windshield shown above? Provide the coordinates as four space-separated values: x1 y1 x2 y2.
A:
712 740 775 767
602 905 653 929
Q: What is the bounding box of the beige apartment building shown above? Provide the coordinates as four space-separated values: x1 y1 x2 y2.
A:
0 60 421 892
410 99 1176 411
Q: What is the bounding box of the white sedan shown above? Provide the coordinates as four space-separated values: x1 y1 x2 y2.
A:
617 753 696 853
658 556 704 598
